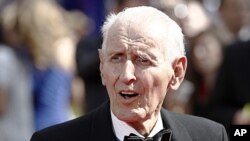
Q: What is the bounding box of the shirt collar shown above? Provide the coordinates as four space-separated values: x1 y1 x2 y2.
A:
111 110 164 141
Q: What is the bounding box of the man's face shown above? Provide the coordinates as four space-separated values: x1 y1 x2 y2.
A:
99 22 174 122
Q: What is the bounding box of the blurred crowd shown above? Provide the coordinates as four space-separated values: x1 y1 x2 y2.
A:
0 0 249 140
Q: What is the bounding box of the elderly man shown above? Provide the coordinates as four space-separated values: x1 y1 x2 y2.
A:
30 6 228 141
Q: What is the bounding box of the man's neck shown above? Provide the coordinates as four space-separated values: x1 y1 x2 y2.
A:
111 109 164 140
126 112 159 136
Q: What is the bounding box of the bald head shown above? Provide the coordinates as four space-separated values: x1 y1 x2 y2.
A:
101 6 185 63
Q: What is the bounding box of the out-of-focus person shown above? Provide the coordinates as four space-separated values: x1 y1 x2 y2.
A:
203 0 250 133
210 39 250 132
189 30 224 118
0 2 34 140
215 0 250 45
16 0 77 130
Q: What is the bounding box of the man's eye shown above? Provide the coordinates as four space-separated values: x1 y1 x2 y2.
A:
137 57 151 66
110 55 123 63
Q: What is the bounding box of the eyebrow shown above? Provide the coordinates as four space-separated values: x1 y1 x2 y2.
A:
136 47 159 60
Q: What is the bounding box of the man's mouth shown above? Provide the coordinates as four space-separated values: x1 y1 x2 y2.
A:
119 91 139 99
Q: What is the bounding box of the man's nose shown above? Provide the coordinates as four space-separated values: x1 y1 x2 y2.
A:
120 60 136 85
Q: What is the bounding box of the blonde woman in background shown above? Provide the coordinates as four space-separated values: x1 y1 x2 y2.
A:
16 0 81 130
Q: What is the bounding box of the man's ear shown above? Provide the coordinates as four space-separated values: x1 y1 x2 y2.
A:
169 56 187 90
98 49 106 86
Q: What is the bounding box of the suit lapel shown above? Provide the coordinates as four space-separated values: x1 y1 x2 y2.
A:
90 101 117 141
161 109 192 141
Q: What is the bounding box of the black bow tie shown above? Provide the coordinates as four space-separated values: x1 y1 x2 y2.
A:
123 129 172 141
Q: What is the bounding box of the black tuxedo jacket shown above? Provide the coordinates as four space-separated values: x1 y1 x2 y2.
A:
30 101 228 141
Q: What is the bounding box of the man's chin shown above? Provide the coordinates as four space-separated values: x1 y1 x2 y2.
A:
114 108 147 122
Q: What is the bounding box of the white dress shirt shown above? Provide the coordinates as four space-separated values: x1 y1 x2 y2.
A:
111 110 164 141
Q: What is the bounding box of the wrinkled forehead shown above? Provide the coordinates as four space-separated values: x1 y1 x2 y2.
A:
105 19 166 52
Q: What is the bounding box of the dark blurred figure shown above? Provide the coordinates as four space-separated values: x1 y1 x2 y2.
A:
205 0 250 133
210 40 250 132
76 0 149 113
189 30 224 117
216 0 250 45
76 35 107 113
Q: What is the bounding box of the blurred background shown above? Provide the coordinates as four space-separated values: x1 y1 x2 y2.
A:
0 0 250 140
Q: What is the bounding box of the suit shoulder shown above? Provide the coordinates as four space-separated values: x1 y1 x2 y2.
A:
162 110 228 140
171 111 219 125
168 110 224 129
